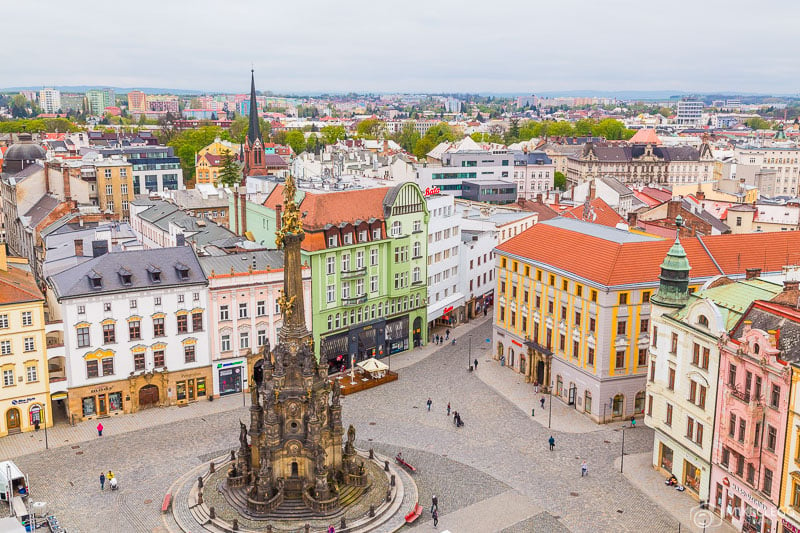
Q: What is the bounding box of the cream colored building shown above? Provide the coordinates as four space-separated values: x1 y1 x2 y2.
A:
0 248 51 437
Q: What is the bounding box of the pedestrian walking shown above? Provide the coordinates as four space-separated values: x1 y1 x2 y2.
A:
100 472 106 490
445 329 450 340
581 460 588 477
540 397 545 409
431 495 438 513
97 422 104 437
534 381 539 393
451 338 456 345
549 436 555 451
631 418 636 428
453 411 458 426
427 398 432 411
473 358 478 370
483 307 488 317
446 402 451 416
432 508 439 527
328 526 335 533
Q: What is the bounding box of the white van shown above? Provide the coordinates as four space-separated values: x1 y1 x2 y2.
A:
0 461 28 501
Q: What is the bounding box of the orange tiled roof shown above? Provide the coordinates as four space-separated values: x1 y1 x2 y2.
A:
496 222 800 287
562 198 625 228
0 265 43 305
264 185 392 251
629 128 661 145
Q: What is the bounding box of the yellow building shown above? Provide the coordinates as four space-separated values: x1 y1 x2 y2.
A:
0 247 51 437
779 362 800 532
95 159 134 221
673 180 759 204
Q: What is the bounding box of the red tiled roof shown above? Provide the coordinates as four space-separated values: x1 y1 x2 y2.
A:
0 265 43 305
496 222 800 287
264 185 392 251
562 198 625 228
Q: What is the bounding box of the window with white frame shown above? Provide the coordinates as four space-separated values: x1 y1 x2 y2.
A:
356 251 364 269
372 228 381 239
391 221 402 237
257 300 266 316
239 303 248 319
221 334 231 352
370 248 378 266
23 337 34 352
0 340 11 355
0 315 7 328
327 285 335 303
341 254 350 271
257 329 268 347
370 275 378 293
3 369 13 386
413 219 421 233
26 365 37 382
220 305 229 321
356 279 364 295
413 267 421 283
239 331 250 349
21 312 32 326
342 283 350 300
326 256 335 275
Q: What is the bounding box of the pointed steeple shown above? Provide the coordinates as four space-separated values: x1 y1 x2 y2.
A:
247 69 261 146
651 215 691 309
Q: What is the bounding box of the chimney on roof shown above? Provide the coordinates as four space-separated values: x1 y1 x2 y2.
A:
628 211 638 227
518 197 526 207
537 193 543 204
784 280 800 292
74 239 84 257
696 190 705 201
667 198 682 222
91 240 108 258
745 267 761 280
589 180 596 201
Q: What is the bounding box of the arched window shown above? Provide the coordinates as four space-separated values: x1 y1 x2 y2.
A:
413 241 421 258
697 315 709 328
335 313 340 329
327 315 332 330
634 391 645 414
613 394 624 417
412 267 421 284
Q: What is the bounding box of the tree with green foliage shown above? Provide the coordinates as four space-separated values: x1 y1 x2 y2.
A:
10 94 32 118
548 121 574 138
658 107 673 118
745 117 771 130
574 119 595 136
394 123 420 152
591 119 634 140
217 150 241 187
285 130 307 154
356 118 386 139
229 116 272 144
167 126 230 183
471 132 504 144
321 125 346 145
505 118 520 144
306 134 319 153
553 171 567 190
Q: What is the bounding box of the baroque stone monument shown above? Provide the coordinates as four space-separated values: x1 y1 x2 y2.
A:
224 176 367 517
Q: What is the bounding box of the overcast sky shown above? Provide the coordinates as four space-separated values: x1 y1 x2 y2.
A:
4 0 798 95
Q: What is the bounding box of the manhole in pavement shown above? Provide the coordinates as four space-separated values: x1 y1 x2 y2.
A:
369 422 376 425
617 510 623 514
603 440 611 444
144 499 152 505
569 492 579 497
71 445 80 449
76 451 83 455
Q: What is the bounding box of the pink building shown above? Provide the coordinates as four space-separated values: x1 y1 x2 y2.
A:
710 287 799 533
199 252 312 397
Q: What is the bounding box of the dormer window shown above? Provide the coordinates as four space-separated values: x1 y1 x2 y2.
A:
175 263 190 281
147 265 162 283
344 233 353 245
118 268 132 286
88 271 103 289
697 315 709 328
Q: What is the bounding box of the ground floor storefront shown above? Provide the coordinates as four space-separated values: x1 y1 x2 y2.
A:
319 310 426 374
651 431 709 501
710 466 778 533
66 366 213 422
0 392 52 437
212 352 261 398
492 326 646 424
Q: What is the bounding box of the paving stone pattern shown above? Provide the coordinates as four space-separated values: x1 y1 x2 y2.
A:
0 317 697 532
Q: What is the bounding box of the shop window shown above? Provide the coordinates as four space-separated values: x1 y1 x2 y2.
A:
29 404 41 425
177 381 186 401
82 397 96 416
109 392 122 412
197 378 206 397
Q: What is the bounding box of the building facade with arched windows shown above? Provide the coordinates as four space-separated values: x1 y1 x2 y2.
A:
247 181 429 372
46 246 212 422
0 248 52 438
492 217 800 425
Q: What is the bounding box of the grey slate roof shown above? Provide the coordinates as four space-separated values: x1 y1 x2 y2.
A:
599 176 632 196
198 250 286 277
542 217 657 244
24 195 60 227
48 246 206 300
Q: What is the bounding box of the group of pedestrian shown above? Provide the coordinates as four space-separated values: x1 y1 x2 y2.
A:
432 329 452 345
99 471 117 491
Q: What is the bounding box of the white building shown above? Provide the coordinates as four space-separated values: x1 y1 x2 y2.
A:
676 99 704 127
570 177 635 218
46 246 212 421
39 88 61 114
425 194 465 329
419 138 513 196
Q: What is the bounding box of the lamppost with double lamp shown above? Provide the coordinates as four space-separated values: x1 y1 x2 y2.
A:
468 335 473 371
42 404 48 450
548 381 553 429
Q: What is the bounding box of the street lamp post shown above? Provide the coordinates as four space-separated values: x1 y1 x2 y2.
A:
468 335 473 371
620 425 627 473
42 404 48 450
548 381 553 429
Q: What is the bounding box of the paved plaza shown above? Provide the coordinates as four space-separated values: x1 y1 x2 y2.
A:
0 316 729 533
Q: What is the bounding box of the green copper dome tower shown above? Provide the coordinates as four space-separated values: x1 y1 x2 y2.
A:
651 215 691 309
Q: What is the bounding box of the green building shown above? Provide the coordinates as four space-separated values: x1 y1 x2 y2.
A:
238 181 429 370
85 88 115 115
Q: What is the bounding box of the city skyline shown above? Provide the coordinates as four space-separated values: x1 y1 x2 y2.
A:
5 0 799 94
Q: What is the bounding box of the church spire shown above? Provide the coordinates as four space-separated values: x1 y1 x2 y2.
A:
247 69 261 146
651 215 691 309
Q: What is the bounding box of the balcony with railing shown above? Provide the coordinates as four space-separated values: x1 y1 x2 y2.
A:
341 267 367 280
342 294 367 306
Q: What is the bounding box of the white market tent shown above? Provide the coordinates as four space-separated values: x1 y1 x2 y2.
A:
356 357 389 378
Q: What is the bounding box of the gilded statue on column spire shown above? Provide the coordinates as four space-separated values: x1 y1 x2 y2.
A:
275 175 304 248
